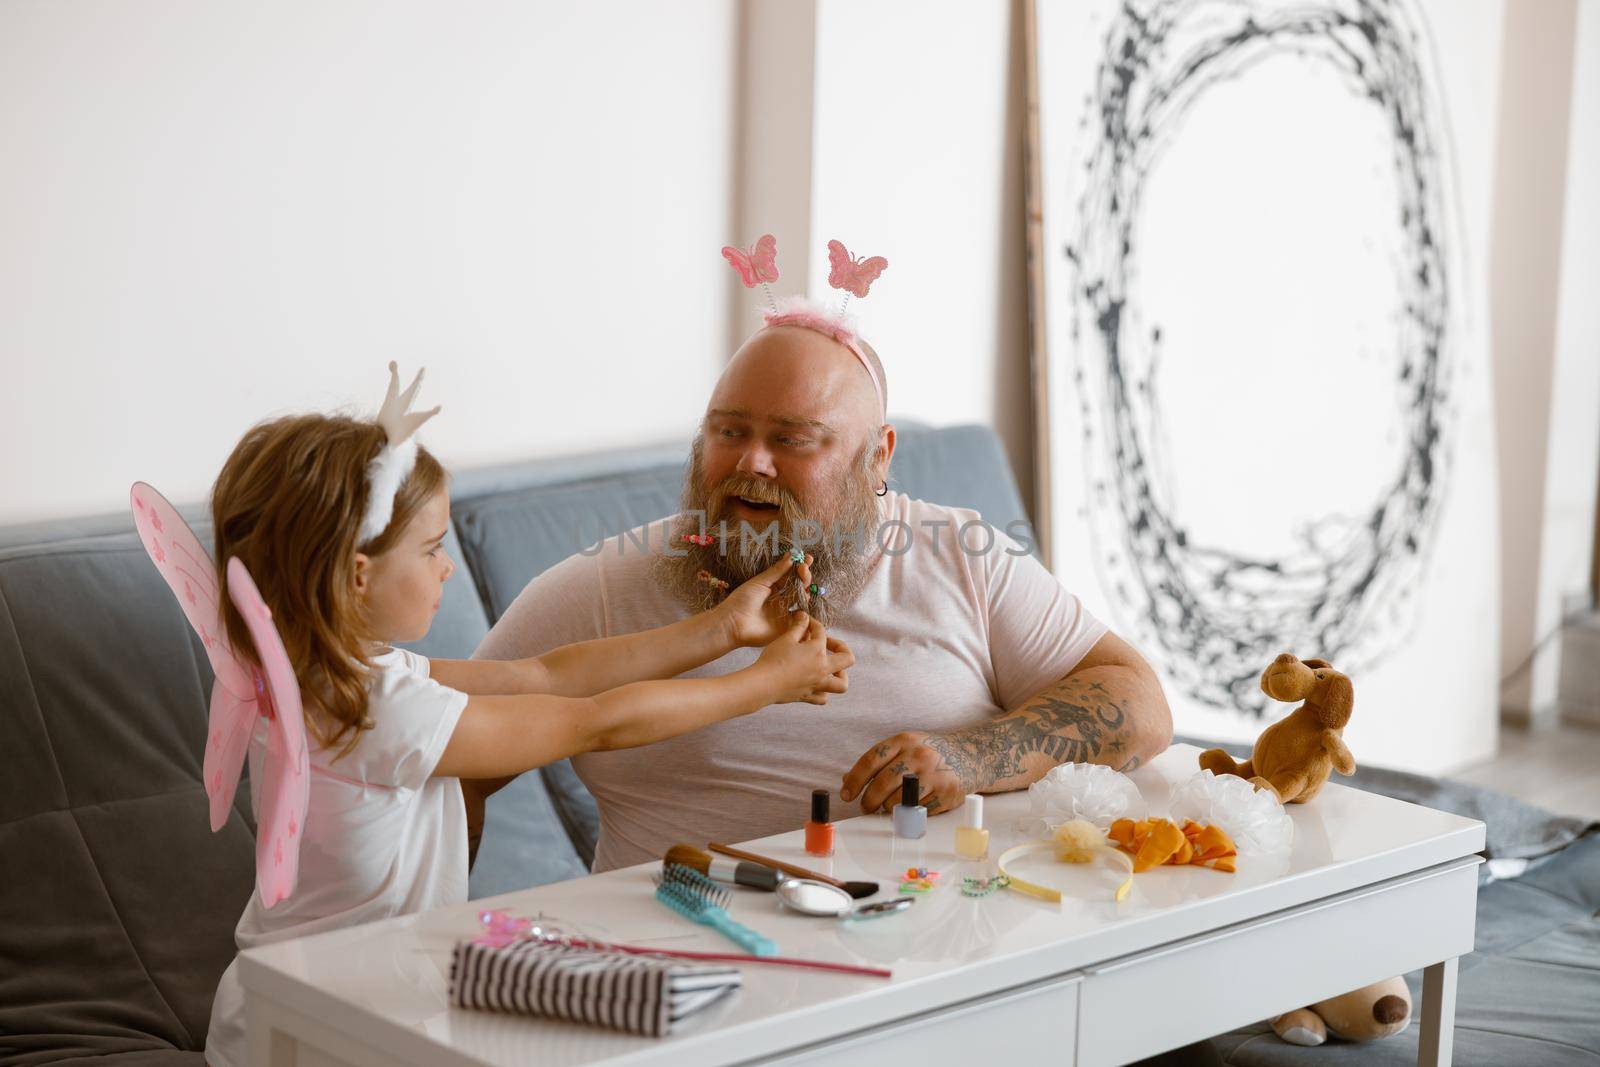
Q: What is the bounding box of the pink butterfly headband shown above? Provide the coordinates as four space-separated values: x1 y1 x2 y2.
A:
721 235 888 415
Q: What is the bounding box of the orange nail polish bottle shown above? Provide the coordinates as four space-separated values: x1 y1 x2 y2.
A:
805 789 835 857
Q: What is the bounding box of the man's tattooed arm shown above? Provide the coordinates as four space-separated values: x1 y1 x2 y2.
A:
922 664 1170 794
840 633 1172 814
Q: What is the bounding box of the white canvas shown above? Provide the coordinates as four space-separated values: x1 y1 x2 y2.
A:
1036 0 1503 774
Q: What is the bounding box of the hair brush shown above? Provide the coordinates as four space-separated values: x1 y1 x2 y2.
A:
654 864 778 957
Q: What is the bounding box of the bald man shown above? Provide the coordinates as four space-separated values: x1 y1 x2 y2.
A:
473 305 1173 871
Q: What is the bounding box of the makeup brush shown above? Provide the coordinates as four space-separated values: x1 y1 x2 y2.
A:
708 842 879 900
665 844 782 892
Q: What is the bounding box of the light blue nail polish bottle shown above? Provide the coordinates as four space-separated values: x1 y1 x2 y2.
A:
893 775 927 839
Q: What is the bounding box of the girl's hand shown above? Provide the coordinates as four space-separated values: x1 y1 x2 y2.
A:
717 553 814 647
754 613 855 705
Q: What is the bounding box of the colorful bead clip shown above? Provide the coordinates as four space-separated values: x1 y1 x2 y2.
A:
683 532 716 547
695 569 730 594
960 875 1011 898
898 867 940 893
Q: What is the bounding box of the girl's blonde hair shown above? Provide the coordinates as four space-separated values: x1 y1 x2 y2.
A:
210 413 446 755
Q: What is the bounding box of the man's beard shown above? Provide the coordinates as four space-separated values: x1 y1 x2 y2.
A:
656 438 883 626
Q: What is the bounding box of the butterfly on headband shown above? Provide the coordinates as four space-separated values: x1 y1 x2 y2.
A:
826 240 888 299
721 234 779 288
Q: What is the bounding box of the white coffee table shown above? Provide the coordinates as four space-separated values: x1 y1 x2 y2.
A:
240 744 1483 1066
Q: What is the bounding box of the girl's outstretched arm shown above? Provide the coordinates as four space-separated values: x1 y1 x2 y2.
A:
434 614 852 780
429 555 809 698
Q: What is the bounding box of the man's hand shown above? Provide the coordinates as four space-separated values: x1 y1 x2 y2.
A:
841 731 971 816
716 554 814 647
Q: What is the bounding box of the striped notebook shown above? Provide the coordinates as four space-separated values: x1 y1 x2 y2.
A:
449 940 741 1036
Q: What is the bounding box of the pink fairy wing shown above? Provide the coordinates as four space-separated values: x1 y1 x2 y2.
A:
129 483 257 830
225 558 308 909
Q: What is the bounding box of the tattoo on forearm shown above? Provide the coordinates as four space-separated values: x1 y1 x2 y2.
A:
920 675 1136 792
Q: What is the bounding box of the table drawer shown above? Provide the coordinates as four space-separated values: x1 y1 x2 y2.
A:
765 972 1082 1066
1076 858 1479 1066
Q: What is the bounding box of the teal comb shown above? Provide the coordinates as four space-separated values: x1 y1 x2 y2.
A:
654 864 778 957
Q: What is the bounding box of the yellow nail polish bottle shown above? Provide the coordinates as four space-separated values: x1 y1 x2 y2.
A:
954 794 989 859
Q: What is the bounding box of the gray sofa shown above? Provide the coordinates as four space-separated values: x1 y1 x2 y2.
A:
3 423 1595 1065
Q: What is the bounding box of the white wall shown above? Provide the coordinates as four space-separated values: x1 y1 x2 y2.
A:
1 0 1034 529
809 0 1033 509
1491 0 1596 721
1540 0 1600 721
0 0 738 524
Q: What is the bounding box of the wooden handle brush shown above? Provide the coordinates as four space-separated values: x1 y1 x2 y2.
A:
707 842 879 899
665 844 782 891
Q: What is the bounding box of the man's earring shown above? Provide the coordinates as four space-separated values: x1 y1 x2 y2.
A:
875 480 888 497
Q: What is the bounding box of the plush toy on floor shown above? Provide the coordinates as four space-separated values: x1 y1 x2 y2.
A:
1272 976 1413 1046
1198 652 1356 803
1201 653 1406 1047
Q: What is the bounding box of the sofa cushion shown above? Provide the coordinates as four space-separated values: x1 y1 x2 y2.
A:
0 532 252 1063
885 423 1035 552
453 465 682 624
0 488 522 1061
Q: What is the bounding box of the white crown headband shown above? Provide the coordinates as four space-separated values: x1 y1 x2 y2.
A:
359 362 441 545
721 235 888 415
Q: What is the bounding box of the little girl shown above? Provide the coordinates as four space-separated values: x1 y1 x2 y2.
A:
203 369 848 1066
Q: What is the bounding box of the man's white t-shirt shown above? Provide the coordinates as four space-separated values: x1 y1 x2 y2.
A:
475 492 1107 872
205 648 469 1067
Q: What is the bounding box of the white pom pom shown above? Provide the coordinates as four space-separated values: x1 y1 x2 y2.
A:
1018 762 1147 835
1169 770 1294 855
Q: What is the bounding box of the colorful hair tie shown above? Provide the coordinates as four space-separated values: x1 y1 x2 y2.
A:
683 532 716 547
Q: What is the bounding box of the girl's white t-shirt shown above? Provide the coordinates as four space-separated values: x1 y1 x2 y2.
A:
205 647 469 1067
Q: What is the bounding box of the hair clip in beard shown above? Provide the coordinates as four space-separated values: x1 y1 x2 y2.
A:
773 542 825 611
695 569 730 597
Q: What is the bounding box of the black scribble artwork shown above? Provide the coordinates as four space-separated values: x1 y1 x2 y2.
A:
1061 0 1456 716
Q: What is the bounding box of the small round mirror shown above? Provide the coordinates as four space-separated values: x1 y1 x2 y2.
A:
775 878 855 917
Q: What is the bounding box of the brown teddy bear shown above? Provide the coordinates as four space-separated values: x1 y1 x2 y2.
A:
1198 652 1356 803
1203 653 1410 1047
1272 975 1413 1045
